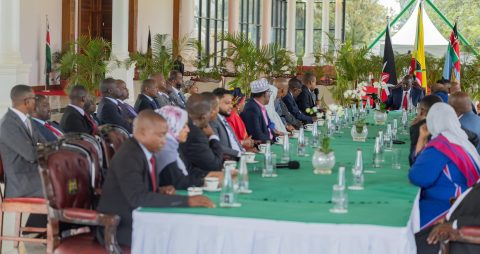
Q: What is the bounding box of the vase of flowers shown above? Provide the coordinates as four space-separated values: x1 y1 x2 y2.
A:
351 119 368 142
312 136 336 175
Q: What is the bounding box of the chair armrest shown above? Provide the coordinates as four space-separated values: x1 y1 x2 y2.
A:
59 208 122 254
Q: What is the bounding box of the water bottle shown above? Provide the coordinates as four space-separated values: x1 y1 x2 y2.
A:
351 149 364 189
311 121 319 147
366 100 371 114
372 137 382 168
338 165 346 188
297 128 306 156
392 119 398 140
401 110 408 133
282 134 290 162
220 163 236 207
384 124 393 151
237 154 251 194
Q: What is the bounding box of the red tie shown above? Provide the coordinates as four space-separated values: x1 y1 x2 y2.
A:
149 156 157 192
84 114 98 135
402 92 408 110
44 122 63 137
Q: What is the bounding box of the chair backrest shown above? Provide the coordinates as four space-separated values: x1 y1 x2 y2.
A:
63 133 104 189
38 143 92 210
97 124 129 169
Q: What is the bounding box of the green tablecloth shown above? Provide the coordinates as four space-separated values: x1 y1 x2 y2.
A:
140 112 418 228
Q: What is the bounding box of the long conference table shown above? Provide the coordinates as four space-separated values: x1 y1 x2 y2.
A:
132 112 420 254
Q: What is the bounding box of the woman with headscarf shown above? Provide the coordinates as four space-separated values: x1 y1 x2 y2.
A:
155 106 223 189
409 103 480 230
266 84 288 134
226 88 255 150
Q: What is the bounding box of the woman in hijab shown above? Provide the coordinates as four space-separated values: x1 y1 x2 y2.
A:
409 103 480 230
155 106 223 189
226 88 255 150
266 84 288 134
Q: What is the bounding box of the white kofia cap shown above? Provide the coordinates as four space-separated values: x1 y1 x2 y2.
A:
250 78 270 93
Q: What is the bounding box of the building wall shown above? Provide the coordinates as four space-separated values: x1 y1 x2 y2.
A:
137 0 174 53
20 0 62 86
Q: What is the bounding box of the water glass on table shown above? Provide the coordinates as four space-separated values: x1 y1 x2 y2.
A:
392 148 402 170
330 184 348 214
262 153 278 178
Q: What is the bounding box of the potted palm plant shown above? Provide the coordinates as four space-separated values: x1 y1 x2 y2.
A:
57 36 112 94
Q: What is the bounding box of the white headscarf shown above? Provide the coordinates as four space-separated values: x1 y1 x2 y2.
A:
155 106 189 175
266 84 287 133
426 103 480 168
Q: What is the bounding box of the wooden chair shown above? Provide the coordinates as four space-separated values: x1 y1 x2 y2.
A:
0 155 50 253
38 142 128 254
97 125 129 169
440 226 480 254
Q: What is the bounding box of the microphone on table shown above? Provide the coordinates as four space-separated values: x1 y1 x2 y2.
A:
276 161 300 170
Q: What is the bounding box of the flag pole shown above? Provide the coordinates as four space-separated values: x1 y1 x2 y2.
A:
45 15 50 91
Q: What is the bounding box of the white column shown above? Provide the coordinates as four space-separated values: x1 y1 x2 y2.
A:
0 0 31 115
286 0 296 53
321 0 330 54
228 0 240 34
261 0 272 45
304 0 315 65
179 0 195 38
334 0 343 42
109 0 135 104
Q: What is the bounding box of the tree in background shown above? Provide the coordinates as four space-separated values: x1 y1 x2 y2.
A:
345 0 388 46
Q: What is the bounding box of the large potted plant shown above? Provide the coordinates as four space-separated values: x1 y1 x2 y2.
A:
57 36 112 94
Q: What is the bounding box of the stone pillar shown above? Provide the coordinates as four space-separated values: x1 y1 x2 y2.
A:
321 0 330 54
334 0 343 42
179 0 195 71
261 0 272 45
304 0 315 65
0 0 31 115
286 0 296 53
228 0 240 34
109 0 135 104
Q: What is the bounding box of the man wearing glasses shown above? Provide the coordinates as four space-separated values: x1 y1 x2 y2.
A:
241 78 277 143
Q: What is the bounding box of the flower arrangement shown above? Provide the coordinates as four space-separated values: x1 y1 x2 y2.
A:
343 82 367 106
305 106 319 116
325 104 345 120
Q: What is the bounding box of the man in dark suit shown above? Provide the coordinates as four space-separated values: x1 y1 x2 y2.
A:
31 94 63 141
168 70 186 109
415 181 480 254
60 85 97 135
274 78 301 130
450 92 480 146
150 73 173 108
386 75 424 110
241 79 276 142
282 78 314 124
97 110 214 247
115 79 137 123
180 93 225 172
134 79 160 112
0 85 47 198
97 78 133 133
296 72 318 114
212 88 244 159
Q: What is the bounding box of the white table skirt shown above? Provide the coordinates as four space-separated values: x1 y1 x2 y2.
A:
132 205 419 254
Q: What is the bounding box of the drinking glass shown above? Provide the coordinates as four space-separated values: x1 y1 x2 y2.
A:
330 184 348 214
392 148 402 170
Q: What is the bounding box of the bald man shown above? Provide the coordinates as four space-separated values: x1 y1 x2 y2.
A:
274 78 301 130
150 73 173 108
449 92 480 144
97 78 133 133
97 110 214 247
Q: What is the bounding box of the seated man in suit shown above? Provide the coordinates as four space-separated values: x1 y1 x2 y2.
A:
296 72 318 115
180 93 225 172
241 79 276 142
60 85 97 135
432 78 450 103
212 88 244 159
274 78 301 130
386 75 424 110
415 181 480 254
31 94 63 141
115 79 137 123
97 78 133 133
150 73 173 108
134 79 160 112
168 70 186 109
449 92 480 147
97 110 214 247
283 78 314 124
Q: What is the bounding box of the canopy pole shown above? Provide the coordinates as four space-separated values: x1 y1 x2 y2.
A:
425 0 479 56
367 0 417 50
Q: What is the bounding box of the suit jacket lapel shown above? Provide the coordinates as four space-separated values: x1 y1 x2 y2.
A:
8 110 34 142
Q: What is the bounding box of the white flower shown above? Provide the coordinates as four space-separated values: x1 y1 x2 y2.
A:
328 104 338 112
312 106 318 112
